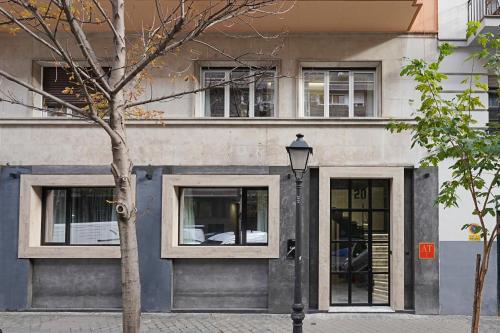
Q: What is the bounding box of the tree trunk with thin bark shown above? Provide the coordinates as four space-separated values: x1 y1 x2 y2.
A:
109 0 141 331
471 246 493 333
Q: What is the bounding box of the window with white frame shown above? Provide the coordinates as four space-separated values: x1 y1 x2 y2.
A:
202 68 277 117
303 69 377 117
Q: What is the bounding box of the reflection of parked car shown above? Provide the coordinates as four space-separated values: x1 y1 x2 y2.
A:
331 242 368 272
182 227 205 244
207 231 267 244
342 246 368 272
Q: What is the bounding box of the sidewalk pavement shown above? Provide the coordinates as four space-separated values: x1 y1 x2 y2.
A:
0 312 499 333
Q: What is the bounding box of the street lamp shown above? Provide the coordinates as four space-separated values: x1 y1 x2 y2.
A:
286 133 313 333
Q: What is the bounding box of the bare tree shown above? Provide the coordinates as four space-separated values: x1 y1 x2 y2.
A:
0 1 291 332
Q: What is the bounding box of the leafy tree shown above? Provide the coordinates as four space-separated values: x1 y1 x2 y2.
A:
388 22 499 333
0 1 288 332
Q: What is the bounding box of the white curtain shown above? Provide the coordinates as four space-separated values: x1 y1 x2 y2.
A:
180 190 197 244
256 191 268 232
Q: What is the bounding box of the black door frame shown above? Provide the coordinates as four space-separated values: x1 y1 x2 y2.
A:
329 179 391 306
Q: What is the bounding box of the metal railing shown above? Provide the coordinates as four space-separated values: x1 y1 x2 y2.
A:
468 0 500 22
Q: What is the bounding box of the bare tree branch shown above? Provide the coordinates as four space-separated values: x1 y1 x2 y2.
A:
124 69 278 109
112 0 275 94
0 68 86 114
61 0 112 93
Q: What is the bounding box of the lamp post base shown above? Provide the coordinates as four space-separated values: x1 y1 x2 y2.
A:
291 303 305 333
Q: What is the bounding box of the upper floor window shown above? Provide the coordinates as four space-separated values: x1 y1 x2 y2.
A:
202 68 276 117
43 187 119 245
42 66 110 117
303 69 377 117
488 75 499 125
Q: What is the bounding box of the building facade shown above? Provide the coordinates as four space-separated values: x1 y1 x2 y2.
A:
0 0 497 315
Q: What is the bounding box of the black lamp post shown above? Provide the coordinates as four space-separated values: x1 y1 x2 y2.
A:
286 133 313 333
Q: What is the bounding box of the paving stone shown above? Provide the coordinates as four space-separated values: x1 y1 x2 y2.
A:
0 312 499 333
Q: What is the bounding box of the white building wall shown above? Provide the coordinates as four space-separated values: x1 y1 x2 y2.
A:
438 0 469 40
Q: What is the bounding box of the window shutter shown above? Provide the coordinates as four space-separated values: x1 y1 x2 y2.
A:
42 67 110 109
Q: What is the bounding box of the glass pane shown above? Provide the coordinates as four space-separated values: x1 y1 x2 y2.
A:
331 179 348 209
204 71 225 117
179 188 268 245
350 211 369 240
488 92 498 108
331 210 349 241
70 188 118 245
254 72 275 117
331 274 349 304
230 71 250 117
351 180 369 209
372 180 389 209
244 189 268 244
304 72 324 117
351 242 369 272
354 72 375 117
180 188 240 245
351 273 369 304
329 71 349 117
372 274 389 304
372 211 389 235
331 242 350 272
44 189 67 243
372 242 389 273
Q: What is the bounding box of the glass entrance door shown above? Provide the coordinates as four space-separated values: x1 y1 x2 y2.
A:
330 179 390 306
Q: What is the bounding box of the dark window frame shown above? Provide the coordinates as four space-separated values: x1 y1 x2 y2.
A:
41 186 118 246
329 179 391 306
177 186 269 246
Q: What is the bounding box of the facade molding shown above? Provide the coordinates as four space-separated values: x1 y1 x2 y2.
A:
318 166 405 311
161 174 280 259
18 174 136 259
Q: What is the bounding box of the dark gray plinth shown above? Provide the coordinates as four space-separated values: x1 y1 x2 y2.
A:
136 167 172 312
172 259 268 310
31 259 121 309
440 241 498 315
0 166 31 310
308 168 319 310
268 166 310 313
413 167 439 314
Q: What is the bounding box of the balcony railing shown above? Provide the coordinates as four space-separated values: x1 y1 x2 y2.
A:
468 0 500 22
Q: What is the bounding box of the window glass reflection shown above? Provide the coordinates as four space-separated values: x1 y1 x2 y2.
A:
354 72 375 117
304 72 325 117
179 187 268 245
329 71 349 117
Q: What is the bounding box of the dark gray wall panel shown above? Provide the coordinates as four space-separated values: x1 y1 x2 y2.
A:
0 166 31 310
31 259 121 309
172 259 268 310
136 167 172 312
31 166 112 174
308 168 319 310
268 167 310 313
171 166 270 175
404 169 415 310
440 241 498 315
413 168 439 314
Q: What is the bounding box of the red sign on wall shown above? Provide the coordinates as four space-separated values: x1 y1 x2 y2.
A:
419 242 435 260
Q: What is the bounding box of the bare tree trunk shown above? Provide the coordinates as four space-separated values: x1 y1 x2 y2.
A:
109 0 141 332
471 254 482 333
471 248 492 333
110 119 141 333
